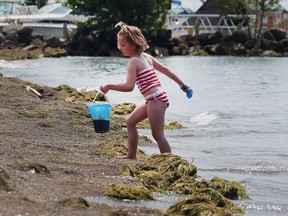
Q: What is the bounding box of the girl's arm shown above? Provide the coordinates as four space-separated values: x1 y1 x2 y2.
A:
151 56 190 92
100 59 137 94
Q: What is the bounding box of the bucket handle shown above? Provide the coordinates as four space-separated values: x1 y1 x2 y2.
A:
91 90 102 104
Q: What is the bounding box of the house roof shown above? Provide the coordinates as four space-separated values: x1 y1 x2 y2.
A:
195 0 245 14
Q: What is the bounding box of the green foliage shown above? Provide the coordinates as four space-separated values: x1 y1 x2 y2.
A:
246 0 281 11
245 0 281 39
65 0 170 42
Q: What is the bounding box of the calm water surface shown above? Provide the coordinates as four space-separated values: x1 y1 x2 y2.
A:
1 56 288 215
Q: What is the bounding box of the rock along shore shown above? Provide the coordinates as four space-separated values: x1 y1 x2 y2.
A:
0 74 249 215
0 24 288 61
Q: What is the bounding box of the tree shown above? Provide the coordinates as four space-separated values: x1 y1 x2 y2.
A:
65 0 170 43
214 0 281 34
213 0 281 50
239 0 282 51
246 0 281 37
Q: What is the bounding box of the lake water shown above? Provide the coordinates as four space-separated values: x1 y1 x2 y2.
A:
1 56 288 215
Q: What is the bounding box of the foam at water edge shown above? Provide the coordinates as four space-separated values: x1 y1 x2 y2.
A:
190 112 219 125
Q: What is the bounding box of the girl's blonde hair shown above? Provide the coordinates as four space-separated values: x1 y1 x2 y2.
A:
115 21 149 54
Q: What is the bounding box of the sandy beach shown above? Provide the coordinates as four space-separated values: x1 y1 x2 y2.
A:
0 74 161 215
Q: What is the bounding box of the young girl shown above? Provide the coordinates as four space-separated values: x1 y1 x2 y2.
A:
100 21 190 159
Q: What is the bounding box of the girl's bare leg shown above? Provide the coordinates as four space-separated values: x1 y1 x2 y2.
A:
147 100 171 153
118 102 147 159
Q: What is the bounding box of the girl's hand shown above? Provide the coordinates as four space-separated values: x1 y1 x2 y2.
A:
180 84 193 99
180 84 190 93
100 84 110 94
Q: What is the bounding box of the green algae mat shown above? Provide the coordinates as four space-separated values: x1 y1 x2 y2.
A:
107 153 249 215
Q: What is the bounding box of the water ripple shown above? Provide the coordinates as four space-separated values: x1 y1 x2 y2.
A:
238 200 288 214
199 162 288 174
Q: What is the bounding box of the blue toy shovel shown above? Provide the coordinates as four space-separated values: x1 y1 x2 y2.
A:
180 85 193 99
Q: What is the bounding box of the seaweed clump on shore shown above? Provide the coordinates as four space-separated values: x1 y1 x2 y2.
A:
166 188 244 215
124 153 197 192
111 153 249 215
106 183 153 200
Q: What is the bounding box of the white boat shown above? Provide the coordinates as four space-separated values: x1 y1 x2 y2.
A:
0 0 87 39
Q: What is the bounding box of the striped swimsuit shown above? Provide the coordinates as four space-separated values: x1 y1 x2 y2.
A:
135 57 169 107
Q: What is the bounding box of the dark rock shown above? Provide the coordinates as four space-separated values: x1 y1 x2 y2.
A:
1 25 20 36
215 45 233 55
1 39 18 49
261 39 282 52
17 26 33 45
245 39 257 50
203 44 218 55
280 38 288 46
170 37 182 46
43 35 61 48
32 33 44 41
233 43 247 55
179 34 194 46
189 39 202 46
2 25 32 45
5 33 19 44
224 31 248 45
31 37 46 47
170 45 188 55
67 32 102 56
262 28 287 41
207 31 225 44
194 33 210 45
150 46 169 57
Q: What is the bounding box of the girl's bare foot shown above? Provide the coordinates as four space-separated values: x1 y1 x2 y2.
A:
115 155 136 160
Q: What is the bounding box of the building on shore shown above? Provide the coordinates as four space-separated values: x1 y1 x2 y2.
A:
166 0 288 37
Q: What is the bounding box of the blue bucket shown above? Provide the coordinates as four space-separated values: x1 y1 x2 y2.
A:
88 102 111 133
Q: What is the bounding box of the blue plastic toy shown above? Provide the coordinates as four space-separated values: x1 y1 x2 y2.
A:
180 85 193 99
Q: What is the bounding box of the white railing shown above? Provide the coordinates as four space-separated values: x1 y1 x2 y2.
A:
166 14 248 37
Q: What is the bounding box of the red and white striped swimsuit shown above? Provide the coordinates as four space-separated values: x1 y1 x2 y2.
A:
135 58 161 94
135 57 169 107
